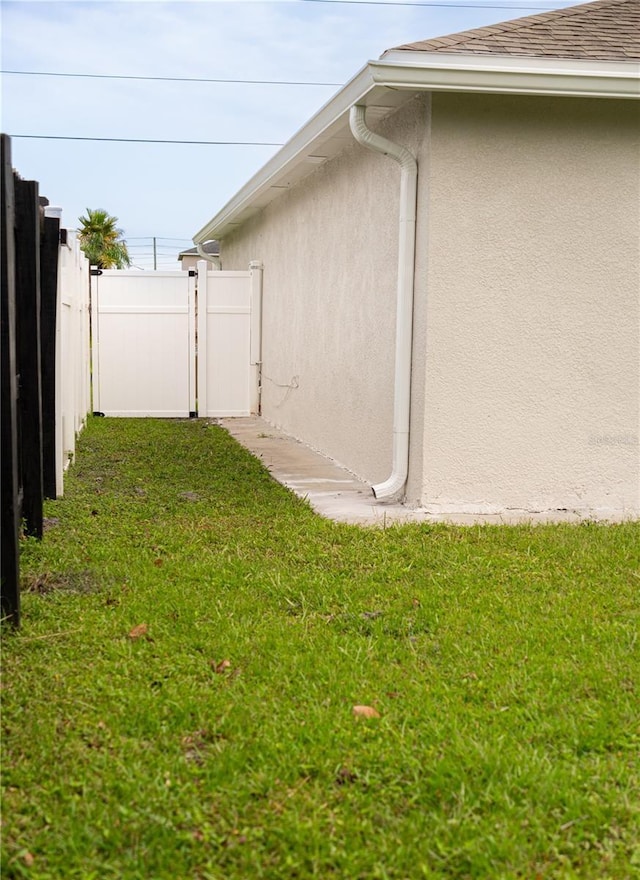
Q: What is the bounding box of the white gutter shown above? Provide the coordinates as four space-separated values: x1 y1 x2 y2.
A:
374 52 640 98
349 104 417 501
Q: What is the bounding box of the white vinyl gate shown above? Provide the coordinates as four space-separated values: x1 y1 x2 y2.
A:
91 261 261 418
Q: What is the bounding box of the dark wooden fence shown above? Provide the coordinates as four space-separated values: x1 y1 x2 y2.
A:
1 134 63 627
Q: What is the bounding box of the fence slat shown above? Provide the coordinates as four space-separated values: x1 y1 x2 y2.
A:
40 213 60 499
1 135 21 625
14 175 44 539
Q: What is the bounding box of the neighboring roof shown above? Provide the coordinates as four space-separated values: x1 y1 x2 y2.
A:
178 241 219 260
194 0 639 245
391 0 640 61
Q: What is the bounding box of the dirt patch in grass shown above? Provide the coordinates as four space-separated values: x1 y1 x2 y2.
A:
21 569 106 596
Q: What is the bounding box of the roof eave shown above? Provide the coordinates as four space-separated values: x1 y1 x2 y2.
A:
378 51 640 97
194 54 639 244
193 62 377 244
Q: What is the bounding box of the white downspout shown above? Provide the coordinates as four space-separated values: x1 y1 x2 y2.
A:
196 241 221 269
349 104 417 501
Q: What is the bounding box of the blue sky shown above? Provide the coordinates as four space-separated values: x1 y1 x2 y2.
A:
2 0 568 268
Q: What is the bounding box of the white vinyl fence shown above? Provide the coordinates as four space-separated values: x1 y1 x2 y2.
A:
92 261 261 419
197 266 253 418
92 271 195 417
51 253 261 496
56 230 91 496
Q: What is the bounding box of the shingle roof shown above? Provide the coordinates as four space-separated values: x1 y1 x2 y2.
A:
389 0 640 61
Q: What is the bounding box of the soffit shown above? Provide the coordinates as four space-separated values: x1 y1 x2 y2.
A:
196 78 413 240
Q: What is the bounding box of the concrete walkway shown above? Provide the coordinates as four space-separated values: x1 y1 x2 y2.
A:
219 416 424 526
219 416 597 527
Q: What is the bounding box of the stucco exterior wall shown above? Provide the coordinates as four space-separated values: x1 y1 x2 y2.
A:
218 90 638 518
221 98 429 485
421 93 639 516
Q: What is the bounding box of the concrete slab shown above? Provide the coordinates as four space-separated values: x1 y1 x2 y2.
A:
219 416 415 526
218 417 625 527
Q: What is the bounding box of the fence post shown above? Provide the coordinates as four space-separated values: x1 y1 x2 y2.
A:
80 252 91 423
1 135 21 625
89 264 102 417
41 207 61 499
55 237 66 496
188 269 197 416
196 260 208 418
249 260 264 415
14 175 44 539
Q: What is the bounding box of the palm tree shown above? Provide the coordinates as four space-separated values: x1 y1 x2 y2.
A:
78 208 131 269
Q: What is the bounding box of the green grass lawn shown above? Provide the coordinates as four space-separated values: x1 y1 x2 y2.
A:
2 418 639 879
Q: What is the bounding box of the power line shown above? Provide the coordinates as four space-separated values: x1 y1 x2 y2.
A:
11 134 284 146
1 0 560 92
1 69 343 87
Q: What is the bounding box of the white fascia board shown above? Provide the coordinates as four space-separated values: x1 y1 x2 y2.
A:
194 54 639 243
374 53 640 99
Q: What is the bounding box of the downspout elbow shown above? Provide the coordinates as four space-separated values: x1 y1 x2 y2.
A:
349 105 417 502
371 451 409 499
194 241 221 269
349 105 417 177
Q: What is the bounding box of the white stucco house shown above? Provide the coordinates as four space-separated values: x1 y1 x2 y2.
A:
194 0 640 520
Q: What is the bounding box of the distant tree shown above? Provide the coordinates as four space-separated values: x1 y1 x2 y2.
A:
78 208 131 269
